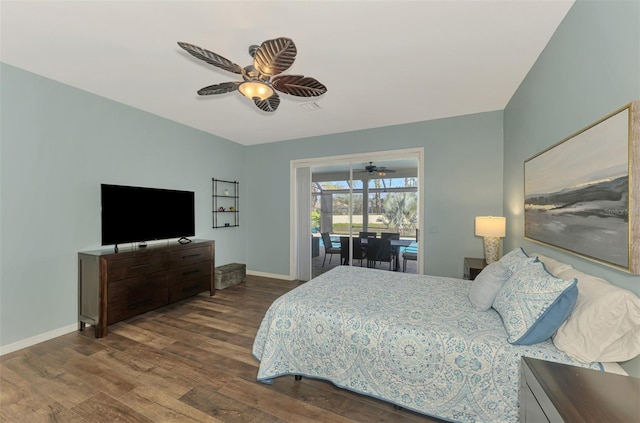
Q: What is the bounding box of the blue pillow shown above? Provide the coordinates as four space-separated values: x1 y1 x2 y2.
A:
492 261 578 345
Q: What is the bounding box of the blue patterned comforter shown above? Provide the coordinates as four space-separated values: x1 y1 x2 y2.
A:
252 266 602 423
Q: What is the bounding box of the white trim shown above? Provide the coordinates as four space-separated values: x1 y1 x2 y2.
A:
294 167 312 281
290 147 423 169
290 148 425 279
0 323 77 356
246 269 292 280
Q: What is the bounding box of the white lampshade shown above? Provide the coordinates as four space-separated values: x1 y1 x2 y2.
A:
238 81 274 101
475 216 506 238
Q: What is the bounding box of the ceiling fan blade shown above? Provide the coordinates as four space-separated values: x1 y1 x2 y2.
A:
197 82 241 96
254 93 280 112
253 37 297 76
178 42 243 74
272 75 327 97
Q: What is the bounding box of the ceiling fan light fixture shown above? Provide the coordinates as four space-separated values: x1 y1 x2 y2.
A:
238 80 274 101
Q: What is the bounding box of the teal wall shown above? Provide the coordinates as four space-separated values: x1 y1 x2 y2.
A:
0 63 247 347
503 0 640 375
246 111 505 278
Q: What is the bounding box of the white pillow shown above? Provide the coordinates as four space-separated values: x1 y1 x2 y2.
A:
531 253 573 276
552 268 640 363
469 261 509 311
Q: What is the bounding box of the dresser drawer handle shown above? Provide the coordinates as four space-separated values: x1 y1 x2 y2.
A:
182 254 201 259
128 298 152 310
182 269 201 276
182 284 201 293
129 263 152 270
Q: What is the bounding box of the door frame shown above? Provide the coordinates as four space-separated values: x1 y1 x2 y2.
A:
290 147 424 280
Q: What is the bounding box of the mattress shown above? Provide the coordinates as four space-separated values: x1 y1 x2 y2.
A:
252 266 603 423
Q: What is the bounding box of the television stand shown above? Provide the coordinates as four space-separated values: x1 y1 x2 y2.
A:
178 236 192 244
78 239 215 338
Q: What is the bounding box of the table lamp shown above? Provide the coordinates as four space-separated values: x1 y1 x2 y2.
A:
475 216 506 264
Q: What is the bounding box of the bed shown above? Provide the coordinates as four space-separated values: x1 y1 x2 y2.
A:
252 250 639 423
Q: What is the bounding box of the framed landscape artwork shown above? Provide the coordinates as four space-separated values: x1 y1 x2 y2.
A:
524 101 639 274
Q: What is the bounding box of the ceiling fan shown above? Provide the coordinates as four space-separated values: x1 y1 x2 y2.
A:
356 162 396 176
177 37 327 112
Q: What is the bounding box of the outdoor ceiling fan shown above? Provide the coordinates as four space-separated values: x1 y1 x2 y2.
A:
177 37 327 112
356 162 396 176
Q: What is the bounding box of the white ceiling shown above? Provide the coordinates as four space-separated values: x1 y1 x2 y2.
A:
0 0 574 146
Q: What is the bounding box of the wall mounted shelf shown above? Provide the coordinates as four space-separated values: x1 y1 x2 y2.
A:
212 178 239 228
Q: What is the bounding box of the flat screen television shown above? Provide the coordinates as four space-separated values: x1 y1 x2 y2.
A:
101 184 195 246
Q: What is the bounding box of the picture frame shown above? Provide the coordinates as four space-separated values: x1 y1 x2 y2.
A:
524 101 639 274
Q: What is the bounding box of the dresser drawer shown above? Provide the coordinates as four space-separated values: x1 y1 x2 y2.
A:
107 274 169 324
169 261 211 285
170 245 212 268
169 275 211 303
106 253 169 281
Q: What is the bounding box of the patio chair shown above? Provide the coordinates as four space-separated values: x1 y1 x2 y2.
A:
367 237 395 270
402 242 418 272
341 236 367 266
359 231 377 239
321 232 341 267
365 238 381 268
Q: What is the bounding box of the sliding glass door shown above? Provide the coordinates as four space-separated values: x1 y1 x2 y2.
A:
310 159 419 276
291 148 423 281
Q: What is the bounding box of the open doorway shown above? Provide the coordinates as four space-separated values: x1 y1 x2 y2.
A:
290 149 423 281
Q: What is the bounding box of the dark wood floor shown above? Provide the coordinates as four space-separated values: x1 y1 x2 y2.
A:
0 275 442 423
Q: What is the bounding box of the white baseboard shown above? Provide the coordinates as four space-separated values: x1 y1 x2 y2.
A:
246 269 292 280
0 323 77 356
1 271 292 356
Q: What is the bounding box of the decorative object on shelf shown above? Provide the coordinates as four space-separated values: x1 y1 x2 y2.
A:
475 216 506 264
177 37 327 113
212 178 239 228
525 100 639 274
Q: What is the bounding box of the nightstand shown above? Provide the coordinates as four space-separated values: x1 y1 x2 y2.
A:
520 357 640 422
463 257 487 280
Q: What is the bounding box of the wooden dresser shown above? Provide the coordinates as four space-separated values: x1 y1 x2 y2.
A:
520 357 640 422
78 239 215 338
